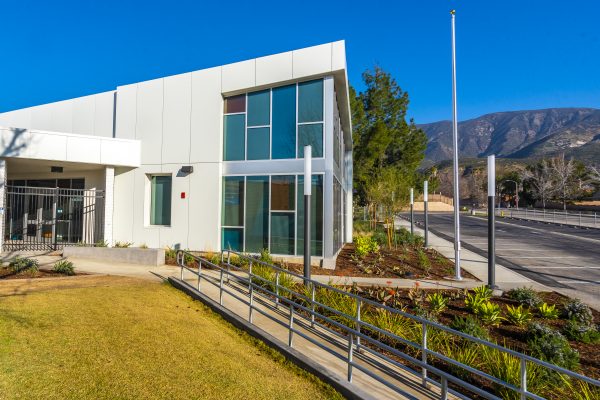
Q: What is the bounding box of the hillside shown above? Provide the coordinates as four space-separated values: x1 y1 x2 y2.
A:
420 108 600 165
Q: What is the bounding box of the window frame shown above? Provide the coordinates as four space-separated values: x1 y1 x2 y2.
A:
148 174 172 227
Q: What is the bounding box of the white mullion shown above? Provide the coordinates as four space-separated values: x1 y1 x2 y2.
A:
294 174 298 255
244 93 248 161
269 88 273 160
268 175 271 253
295 82 299 158
242 176 246 251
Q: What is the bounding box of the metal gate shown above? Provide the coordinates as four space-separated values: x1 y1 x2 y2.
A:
3 186 105 251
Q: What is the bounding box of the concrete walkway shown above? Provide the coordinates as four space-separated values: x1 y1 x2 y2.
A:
177 268 456 400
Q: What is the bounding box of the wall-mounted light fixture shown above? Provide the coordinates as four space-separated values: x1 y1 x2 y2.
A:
180 166 193 174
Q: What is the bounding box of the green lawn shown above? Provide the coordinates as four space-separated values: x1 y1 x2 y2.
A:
0 276 342 399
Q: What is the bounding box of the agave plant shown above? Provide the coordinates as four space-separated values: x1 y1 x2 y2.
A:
505 304 533 327
426 292 449 314
475 301 503 326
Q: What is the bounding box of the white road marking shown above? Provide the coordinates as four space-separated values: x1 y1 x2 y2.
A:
556 280 600 284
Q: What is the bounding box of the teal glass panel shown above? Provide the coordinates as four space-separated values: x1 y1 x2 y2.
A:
296 175 324 256
270 213 294 255
247 90 270 127
223 114 245 161
272 85 296 159
298 123 323 158
298 80 323 123
271 175 295 211
247 127 270 160
222 177 244 226
245 176 269 253
150 176 172 225
222 228 243 251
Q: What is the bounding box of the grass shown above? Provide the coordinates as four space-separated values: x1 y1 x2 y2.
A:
0 276 342 400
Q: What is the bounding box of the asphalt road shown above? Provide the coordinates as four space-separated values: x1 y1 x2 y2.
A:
405 212 600 300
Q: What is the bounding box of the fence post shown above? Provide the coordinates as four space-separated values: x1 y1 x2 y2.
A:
356 298 361 351
288 305 295 347
197 260 202 291
275 272 280 309
421 323 428 387
219 269 224 305
311 284 316 328
520 357 527 400
347 333 354 383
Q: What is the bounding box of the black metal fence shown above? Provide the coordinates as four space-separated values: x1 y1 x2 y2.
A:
3 186 105 251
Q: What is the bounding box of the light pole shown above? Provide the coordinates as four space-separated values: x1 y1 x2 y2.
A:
303 145 312 285
410 188 414 235
487 155 497 289
423 181 429 247
450 9 462 280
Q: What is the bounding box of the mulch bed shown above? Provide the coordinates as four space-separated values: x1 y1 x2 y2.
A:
357 287 600 380
288 243 478 281
0 268 83 280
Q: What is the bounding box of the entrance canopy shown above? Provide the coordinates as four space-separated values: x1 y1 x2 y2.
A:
0 126 140 167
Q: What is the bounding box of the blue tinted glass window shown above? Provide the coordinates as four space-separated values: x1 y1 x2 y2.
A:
298 80 323 123
222 228 243 251
222 177 244 226
245 176 269 253
247 90 270 127
271 85 296 159
247 127 270 160
298 124 323 158
271 213 294 255
296 175 323 256
223 114 245 161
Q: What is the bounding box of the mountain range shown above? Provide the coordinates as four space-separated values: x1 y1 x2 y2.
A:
419 108 600 166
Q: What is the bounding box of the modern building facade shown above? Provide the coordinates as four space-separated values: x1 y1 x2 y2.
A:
0 41 353 266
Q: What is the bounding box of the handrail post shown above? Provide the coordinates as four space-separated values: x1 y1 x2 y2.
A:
219 269 224 305
197 260 202 291
421 322 428 387
288 305 294 347
356 298 361 351
275 271 280 309
347 333 354 383
249 283 254 323
441 377 448 400
311 284 316 328
579 211 582 227
520 357 527 400
248 261 253 292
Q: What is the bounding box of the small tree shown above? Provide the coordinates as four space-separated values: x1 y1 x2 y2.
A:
549 154 577 210
522 159 553 208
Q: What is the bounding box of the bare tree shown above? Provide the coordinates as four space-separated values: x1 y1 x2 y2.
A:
522 159 553 208
549 154 577 210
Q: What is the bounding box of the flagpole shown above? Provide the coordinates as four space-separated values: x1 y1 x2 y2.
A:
451 10 462 280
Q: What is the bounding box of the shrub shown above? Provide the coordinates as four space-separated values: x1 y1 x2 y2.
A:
353 235 379 258
449 315 489 340
474 301 503 326
472 285 493 302
165 247 177 262
562 320 600 344
416 249 431 275
426 292 448 314
114 241 132 248
95 240 108 247
8 256 39 274
258 248 274 264
563 299 593 325
139 243 149 249
52 260 75 276
527 323 579 371
464 292 485 312
364 308 415 342
506 287 542 308
538 303 559 319
396 228 424 247
505 304 533 327
371 230 388 248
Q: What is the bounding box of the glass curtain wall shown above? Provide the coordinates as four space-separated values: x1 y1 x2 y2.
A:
221 175 323 256
223 79 324 161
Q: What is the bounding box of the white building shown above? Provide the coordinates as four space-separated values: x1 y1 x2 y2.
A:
0 41 353 266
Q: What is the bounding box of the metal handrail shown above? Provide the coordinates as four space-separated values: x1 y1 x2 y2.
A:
175 249 600 400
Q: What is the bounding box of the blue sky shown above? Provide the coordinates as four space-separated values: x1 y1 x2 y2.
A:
2 0 599 123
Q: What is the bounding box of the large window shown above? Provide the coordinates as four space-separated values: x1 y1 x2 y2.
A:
221 174 323 256
223 79 324 162
150 175 172 226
